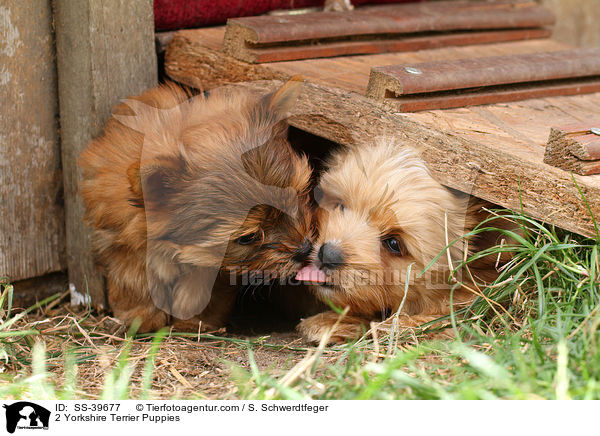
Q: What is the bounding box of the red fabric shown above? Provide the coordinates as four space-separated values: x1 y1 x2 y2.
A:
154 0 421 31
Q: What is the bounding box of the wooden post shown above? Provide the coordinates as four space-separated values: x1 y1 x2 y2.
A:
0 2 66 282
54 0 157 307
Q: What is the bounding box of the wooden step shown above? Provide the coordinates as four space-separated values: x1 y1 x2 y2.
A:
223 1 554 63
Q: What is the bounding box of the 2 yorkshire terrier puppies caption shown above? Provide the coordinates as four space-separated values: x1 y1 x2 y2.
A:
80 79 512 343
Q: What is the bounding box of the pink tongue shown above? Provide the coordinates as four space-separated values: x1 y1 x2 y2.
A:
295 264 328 283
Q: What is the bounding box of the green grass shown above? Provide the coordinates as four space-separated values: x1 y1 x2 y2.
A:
230 211 600 399
1 209 600 399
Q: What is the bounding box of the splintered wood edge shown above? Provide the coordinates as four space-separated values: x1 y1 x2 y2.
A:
223 22 259 63
165 31 288 91
544 128 600 176
544 128 580 172
366 69 403 100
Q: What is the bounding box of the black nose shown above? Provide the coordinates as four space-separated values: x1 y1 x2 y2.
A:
318 243 344 269
293 238 313 262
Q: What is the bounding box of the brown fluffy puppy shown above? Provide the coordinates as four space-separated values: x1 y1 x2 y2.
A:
79 80 314 332
296 139 510 343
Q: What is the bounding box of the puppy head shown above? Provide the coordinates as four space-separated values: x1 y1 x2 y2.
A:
297 140 472 316
128 79 314 280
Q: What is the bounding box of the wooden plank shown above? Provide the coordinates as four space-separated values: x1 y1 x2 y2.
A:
369 49 600 95
367 48 600 110
165 27 600 238
54 0 157 307
544 124 600 175
371 78 600 112
0 2 66 282
229 2 555 44
223 1 555 63
234 29 552 63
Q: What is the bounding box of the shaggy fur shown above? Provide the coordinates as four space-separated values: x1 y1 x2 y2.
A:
297 139 511 343
79 80 315 332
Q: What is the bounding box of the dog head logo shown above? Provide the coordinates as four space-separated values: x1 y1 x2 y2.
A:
3 402 50 433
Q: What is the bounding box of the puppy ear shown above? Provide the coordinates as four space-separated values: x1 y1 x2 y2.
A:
147 266 218 320
269 119 291 141
253 76 303 130
255 77 303 143
169 267 218 319
262 76 303 118
135 154 187 209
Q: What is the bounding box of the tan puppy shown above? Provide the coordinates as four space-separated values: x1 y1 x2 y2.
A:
80 80 315 332
296 139 508 343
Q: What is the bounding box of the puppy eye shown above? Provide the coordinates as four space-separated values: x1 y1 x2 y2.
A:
334 203 345 211
382 237 407 255
237 233 259 245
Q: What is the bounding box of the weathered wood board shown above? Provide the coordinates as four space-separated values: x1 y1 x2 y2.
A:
166 26 600 238
54 0 157 306
223 1 554 63
0 2 66 281
366 48 600 111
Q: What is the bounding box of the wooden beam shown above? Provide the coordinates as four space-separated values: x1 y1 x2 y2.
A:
0 2 66 282
54 0 157 307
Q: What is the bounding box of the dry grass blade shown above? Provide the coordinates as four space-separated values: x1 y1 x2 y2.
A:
71 317 100 350
567 303 600 339
260 307 350 398
169 365 193 388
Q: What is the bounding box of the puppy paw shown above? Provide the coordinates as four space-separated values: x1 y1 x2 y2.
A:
113 306 169 333
172 316 224 333
297 311 366 344
375 314 455 340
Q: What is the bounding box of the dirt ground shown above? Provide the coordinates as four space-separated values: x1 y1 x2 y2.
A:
4 291 322 399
